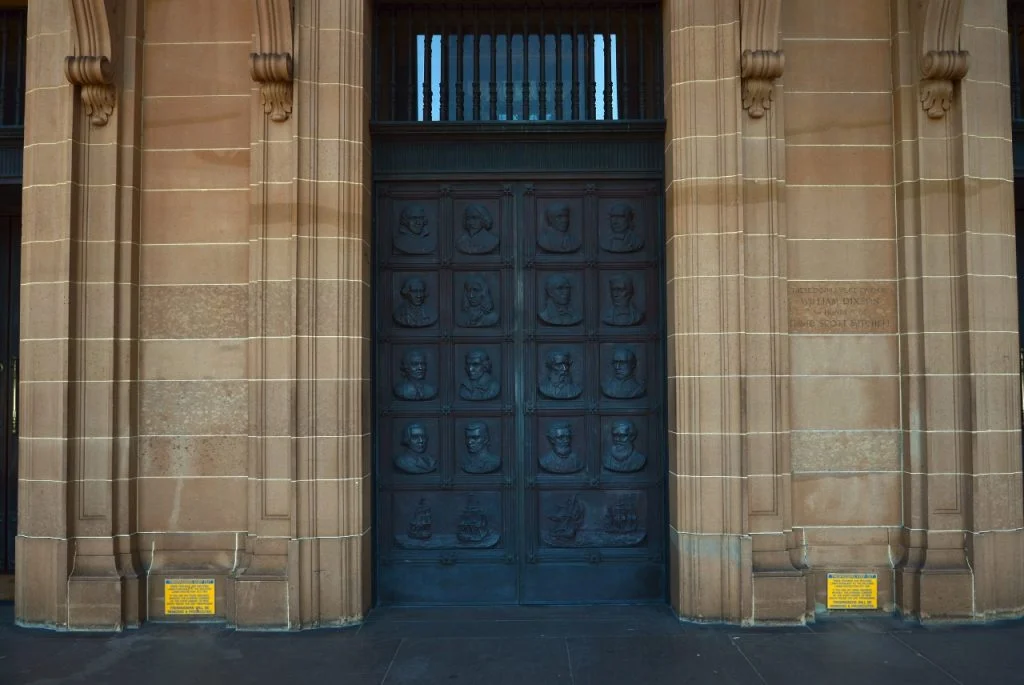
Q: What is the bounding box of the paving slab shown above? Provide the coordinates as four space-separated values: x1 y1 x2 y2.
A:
3 602 1024 685
731 633 957 685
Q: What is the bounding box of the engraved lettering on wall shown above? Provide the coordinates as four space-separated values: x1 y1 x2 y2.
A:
788 282 897 334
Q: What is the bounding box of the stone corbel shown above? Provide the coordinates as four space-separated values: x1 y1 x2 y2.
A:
740 0 784 119
251 0 294 122
918 0 969 119
65 0 115 126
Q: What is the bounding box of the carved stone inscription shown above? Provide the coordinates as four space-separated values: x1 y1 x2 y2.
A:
788 282 897 334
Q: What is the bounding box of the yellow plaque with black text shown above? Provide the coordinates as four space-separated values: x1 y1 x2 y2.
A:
164 579 216 615
827 573 877 610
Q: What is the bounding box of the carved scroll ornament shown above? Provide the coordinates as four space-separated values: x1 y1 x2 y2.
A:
740 0 784 119
918 0 969 119
65 0 115 126
251 0 294 122
740 50 785 119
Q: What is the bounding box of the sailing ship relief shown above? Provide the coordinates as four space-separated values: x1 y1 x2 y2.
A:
542 493 646 548
395 494 500 549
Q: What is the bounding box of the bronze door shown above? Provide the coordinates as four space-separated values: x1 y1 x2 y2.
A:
0 205 18 574
375 178 664 604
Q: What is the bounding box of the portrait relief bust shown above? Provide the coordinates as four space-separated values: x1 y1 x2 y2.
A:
538 274 583 326
458 349 501 401
457 276 499 328
455 204 499 255
602 419 647 473
537 203 581 253
393 349 438 401
393 276 438 328
393 423 438 474
393 204 436 255
461 422 501 474
538 421 584 474
602 274 644 327
600 202 644 253
601 347 646 399
538 350 583 400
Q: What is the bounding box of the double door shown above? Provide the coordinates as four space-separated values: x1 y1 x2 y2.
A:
375 178 664 604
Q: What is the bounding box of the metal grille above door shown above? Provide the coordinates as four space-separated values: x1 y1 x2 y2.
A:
373 127 666 605
373 1 663 122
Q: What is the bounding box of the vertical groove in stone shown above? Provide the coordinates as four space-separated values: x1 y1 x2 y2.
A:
741 5 802 622
245 0 299 619
110 0 145 628
66 0 143 630
663 0 749 622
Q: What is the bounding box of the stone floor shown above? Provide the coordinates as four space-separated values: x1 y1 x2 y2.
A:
1 602 1022 684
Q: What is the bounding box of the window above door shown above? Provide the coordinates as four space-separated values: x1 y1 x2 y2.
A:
372 1 663 123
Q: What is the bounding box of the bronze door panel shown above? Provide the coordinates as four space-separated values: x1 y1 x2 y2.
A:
376 179 664 605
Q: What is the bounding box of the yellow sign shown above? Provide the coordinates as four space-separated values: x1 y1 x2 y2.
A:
827 572 878 610
164 579 216 615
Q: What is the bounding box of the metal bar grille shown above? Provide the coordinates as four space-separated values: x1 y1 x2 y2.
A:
1013 2 1024 124
374 1 662 123
0 9 25 129
1012 1 1024 177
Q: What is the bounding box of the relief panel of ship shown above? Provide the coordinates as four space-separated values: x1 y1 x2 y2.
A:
394 494 501 549
541 492 646 548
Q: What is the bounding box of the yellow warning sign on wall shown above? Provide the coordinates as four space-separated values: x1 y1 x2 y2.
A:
164 579 216 615
827 573 878 610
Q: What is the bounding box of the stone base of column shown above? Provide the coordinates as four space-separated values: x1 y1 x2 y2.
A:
67 574 125 631
233 575 294 630
310 536 371 628
752 572 809 623
898 567 974 620
971 530 1024 618
14 536 68 628
669 532 752 623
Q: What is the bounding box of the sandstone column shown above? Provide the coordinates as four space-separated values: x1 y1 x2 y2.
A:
893 0 1024 619
663 0 751 622
17 0 144 629
291 0 373 627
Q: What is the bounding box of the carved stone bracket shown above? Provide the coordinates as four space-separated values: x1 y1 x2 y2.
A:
740 50 785 118
251 0 294 122
740 0 783 119
917 1 969 119
65 0 115 126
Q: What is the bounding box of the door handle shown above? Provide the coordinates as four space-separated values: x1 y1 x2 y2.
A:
10 356 16 436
